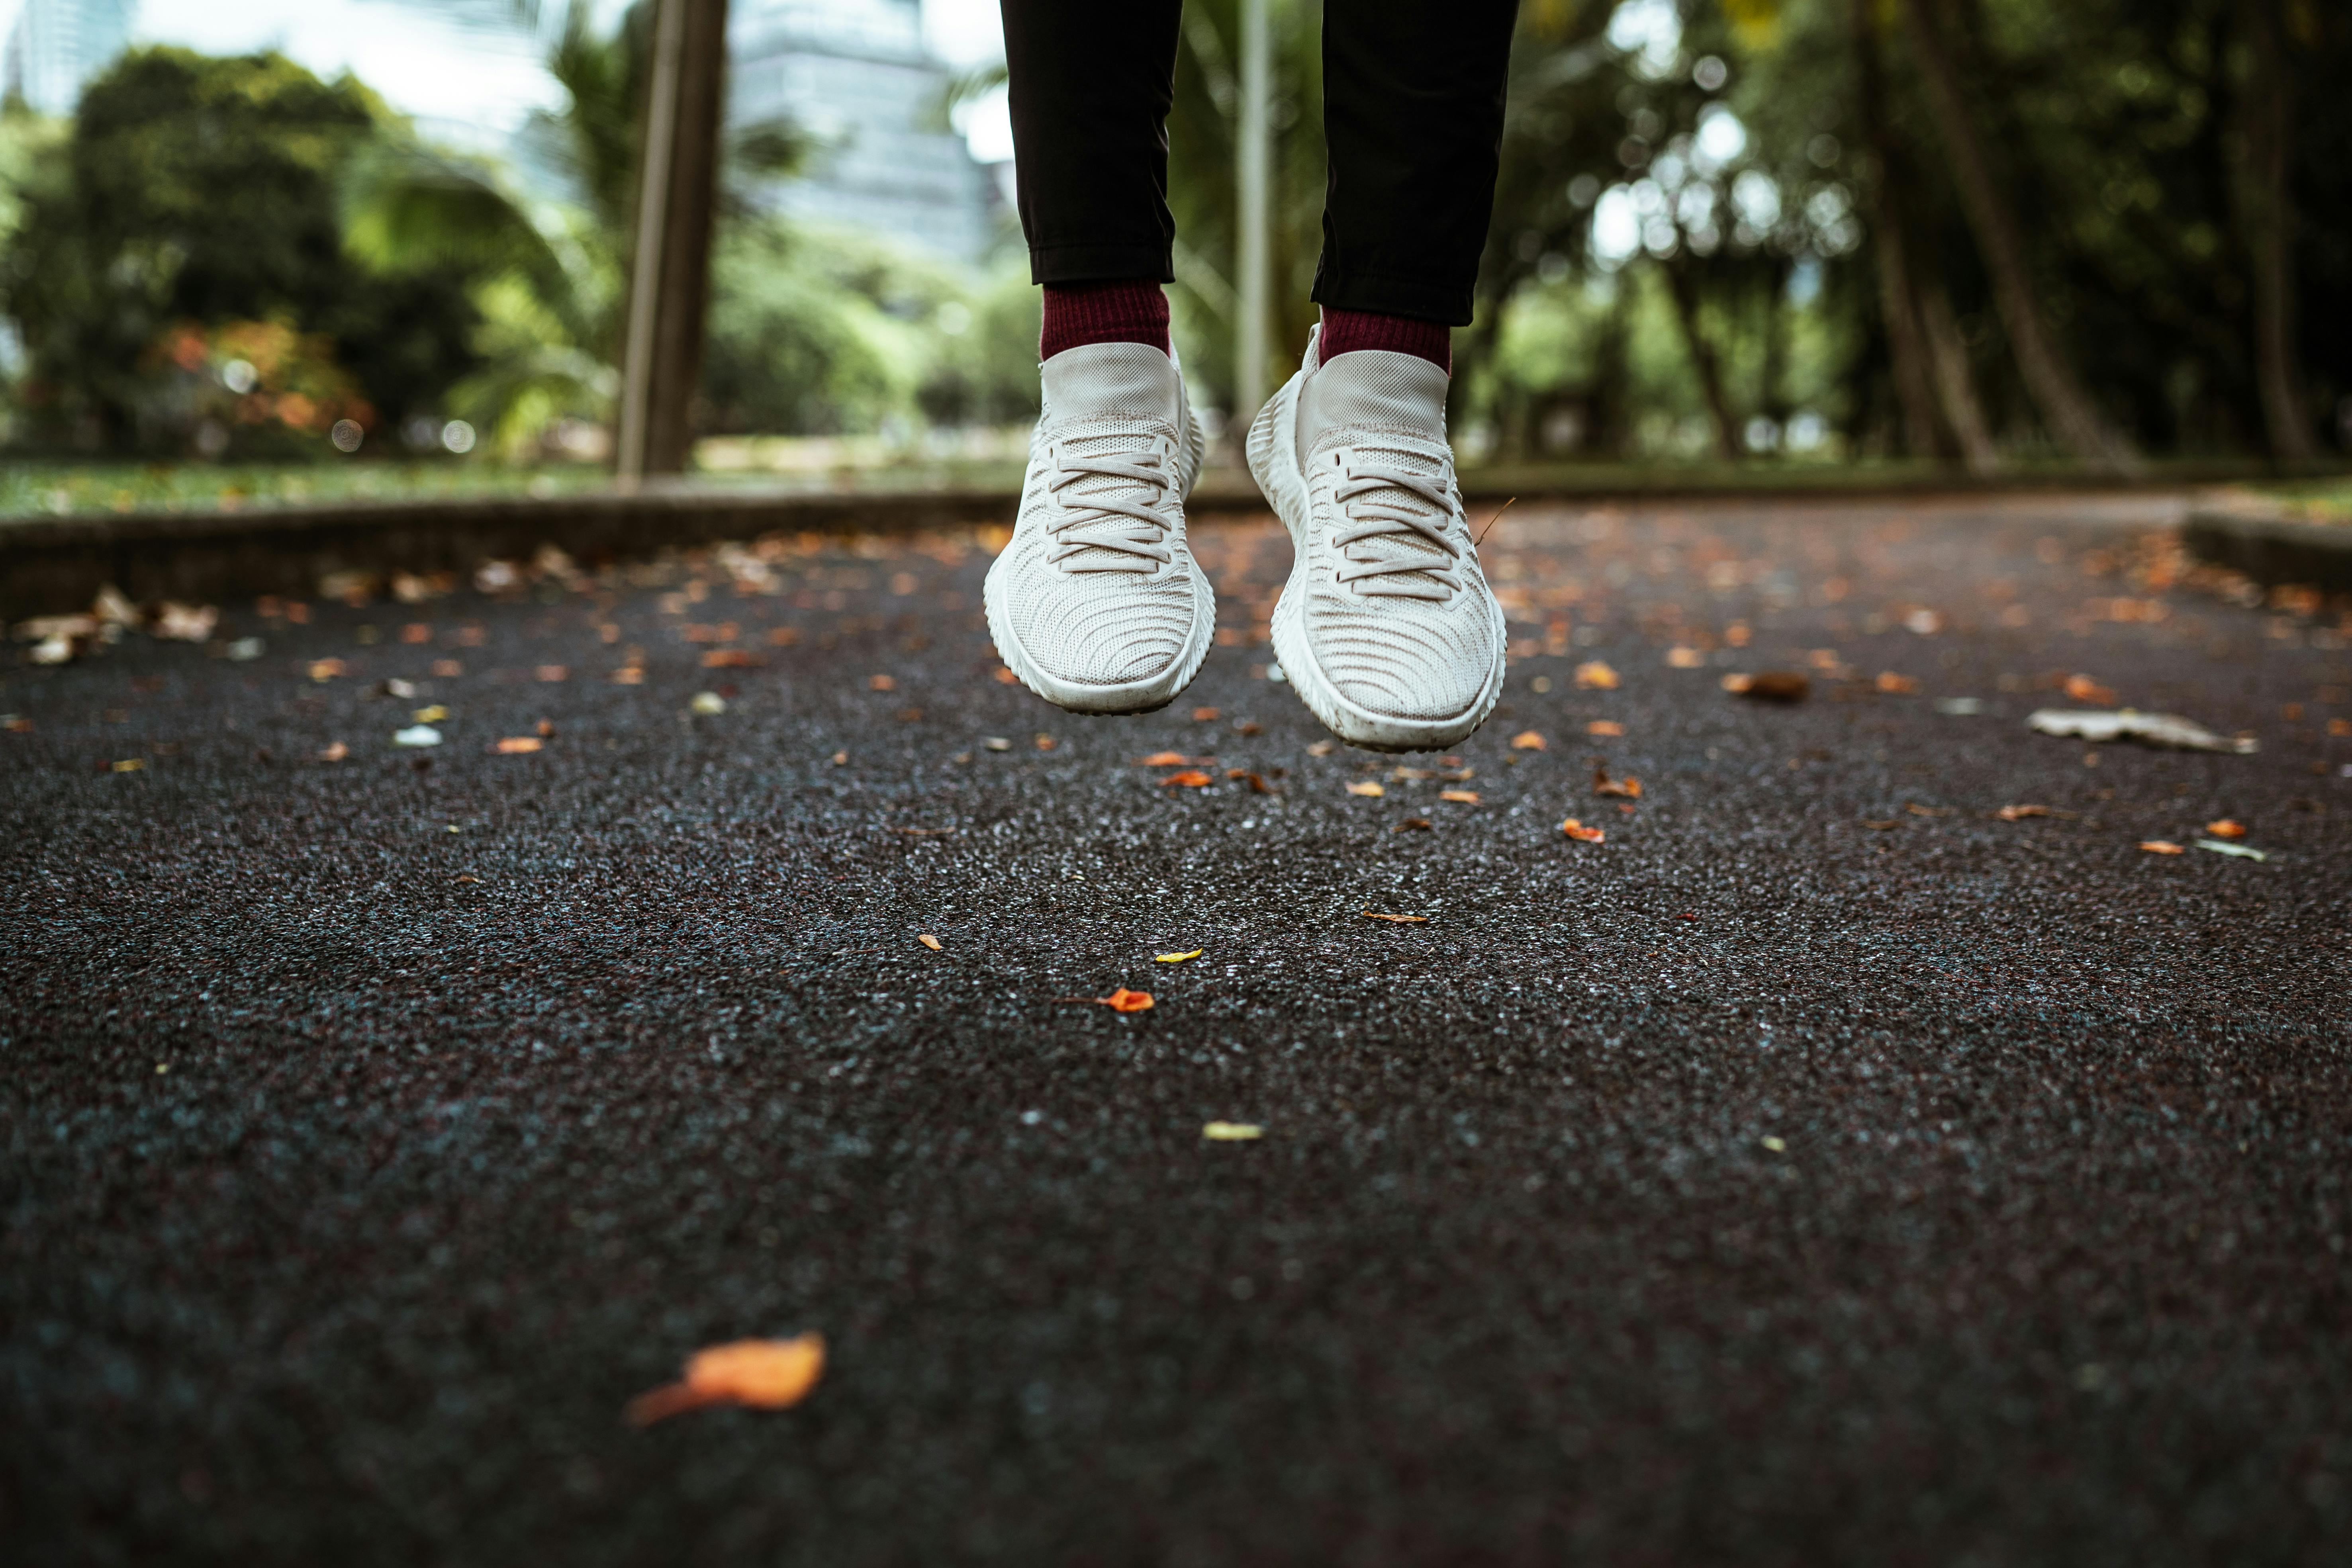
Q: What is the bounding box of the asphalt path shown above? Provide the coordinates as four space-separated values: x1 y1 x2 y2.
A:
5 491 2349 1565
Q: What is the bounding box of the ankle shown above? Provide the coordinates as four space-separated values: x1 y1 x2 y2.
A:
1318 308 1451 373
1040 281 1170 361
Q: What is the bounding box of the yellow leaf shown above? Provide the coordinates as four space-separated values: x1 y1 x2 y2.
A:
413 705 450 722
1155 949 1203 963
1573 661 1619 690
1588 720 1625 736
1202 1122 1263 1141
1667 646 1704 668
492 736 542 754
1346 780 1385 797
627 1333 826 1425
1440 789 1481 804
917 934 943 950
1560 818 1605 842
1510 730 1545 751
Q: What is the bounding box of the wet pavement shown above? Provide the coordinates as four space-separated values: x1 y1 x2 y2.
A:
5 491 2349 1565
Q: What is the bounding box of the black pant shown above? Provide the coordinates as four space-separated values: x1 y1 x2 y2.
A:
999 0 1521 327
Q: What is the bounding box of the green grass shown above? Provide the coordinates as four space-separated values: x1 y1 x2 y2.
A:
2246 476 2352 523
0 460 613 519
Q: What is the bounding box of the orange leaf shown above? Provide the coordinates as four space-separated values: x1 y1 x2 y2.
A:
307 658 347 682
610 666 644 685
2203 819 2246 839
318 742 349 761
627 1333 826 1426
1587 720 1625 736
993 666 1019 684
2139 840 2185 855
917 934 942 950
1361 910 1429 924
1394 817 1432 832
493 736 542 754
1439 789 1481 804
1875 671 1921 694
1510 730 1545 751
2064 674 2119 705
1560 817 1606 842
1159 769 1212 788
1137 751 1193 766
536 665 569 682
1191 706 1220 721
1573 661 1620 690
1099 988 1155 1012
701 649 763 668
869 674 896 691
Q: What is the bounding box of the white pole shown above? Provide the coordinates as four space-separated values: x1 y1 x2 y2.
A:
1235 0 1271 427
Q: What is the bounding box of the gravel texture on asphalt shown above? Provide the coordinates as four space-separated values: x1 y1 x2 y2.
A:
5 493 2349 1566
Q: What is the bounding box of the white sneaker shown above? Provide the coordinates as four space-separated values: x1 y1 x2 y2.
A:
1246 331 1505 752
984 342 1214 715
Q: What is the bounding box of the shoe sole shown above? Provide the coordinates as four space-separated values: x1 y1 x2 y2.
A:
983 405 1215 718
1245 374 1507 754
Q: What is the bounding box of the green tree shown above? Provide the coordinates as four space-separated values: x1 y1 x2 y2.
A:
0 47 480 452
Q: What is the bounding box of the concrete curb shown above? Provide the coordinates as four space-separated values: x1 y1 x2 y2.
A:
2180 507 2352 594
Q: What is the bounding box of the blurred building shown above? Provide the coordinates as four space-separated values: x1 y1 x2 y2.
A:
728 0 997 262
3 0 135 115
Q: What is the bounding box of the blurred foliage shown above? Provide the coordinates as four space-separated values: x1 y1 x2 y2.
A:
0 49 481 455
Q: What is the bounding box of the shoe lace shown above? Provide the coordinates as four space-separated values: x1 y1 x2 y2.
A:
1045 434 1176 573
1328 444 1465 601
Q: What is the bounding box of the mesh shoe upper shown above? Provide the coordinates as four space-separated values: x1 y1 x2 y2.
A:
1292 349 1502 722
989 344 1207 690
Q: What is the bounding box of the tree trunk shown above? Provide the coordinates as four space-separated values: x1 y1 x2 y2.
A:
1852 0 1950 462
2238 0 2312 461
1897 0 2137 474
1917 280 2001 474
1659 258 1740 462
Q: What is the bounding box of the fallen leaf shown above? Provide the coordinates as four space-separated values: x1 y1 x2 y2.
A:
1202 1122 1263 1141
1099 988 1154 1012
1905 804 1954 818
3 717 31 732
537 719 556 738
993 666 1019 684
1394 817 1432 831
413 705 450 722
1510 730 1545 751
393 725 442 748
767 627 801 647
319 742 349 762
1864 819 1899 830
1876 671 1921 694
1574 661 1620 690
1230 769 1274 793
1667 646 1704 668
152 602 217 642
2027 709 2255 754
1593 766 1641 799
1994 804 2050 820
2064 674 2119 705
1232 721 1262 736
1440 789 1481 804
1389 765 1434 781
1139 751 1194 766
918 934 943 950
400 623 433 643
2197 839 2268 861
432 659 463 677
829 750 847 765
627 1334 826 1426
690 692 726 715
1034 734 1056 751
1307 740 1339 758
702 649 762 668
611 667 644 685
1726 671 1810 702
536 665 568 682
493 736 543 754
1345 780 1386 797
454 874 482 883
1559 817 1605 842
2139 840 2185 854
1191 706 1220 721
983 736 1011 751
2203 819 2246 839
308 659 347 682
1156 949 1202 963
869 674 895 691
1761 1135 1787 1154
111 758 145 773
1361 910 1429 923
1160 769 1213 787
1588 720 1625 736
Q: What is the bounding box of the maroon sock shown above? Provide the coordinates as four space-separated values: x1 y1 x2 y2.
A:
1039 281 1170 361
1318 307 1451 373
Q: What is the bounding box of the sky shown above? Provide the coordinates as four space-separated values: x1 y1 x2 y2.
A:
1 0 1012 154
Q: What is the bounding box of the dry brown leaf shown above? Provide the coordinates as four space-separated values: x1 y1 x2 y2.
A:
400 624 433 644
1667 646 1704 668
537 719 556 737
1560 817 1605 842
1307 740 1339 757
611 667 644 685
1905 803 1954 817
1034 734 1056 751
1100 988 1154 1012
1726 671 1809 702
2064 673 2119 705
318 742 349 762
2139 840 2186 855
454 874 482 883
1588 720 1625 737
1876 671 1921 694
1510 730 1546 751
433 659 464 677
1394 817 1432 832
1593 766 1641 799
767 626 801 646
868 674 896 691
2203 819 2247 839
307 659 347 682
493 736 543 754
1439 789 1481 804
627 1334 826 1426
828 749 847 765
1994 804 2050 820
1137 751 1194 766
1346 780 1386 797
1191 706 1221 721
1574 661 1620 690
1226 768 1274 793
1160 769 1212 788
993 666 1019 684
1361 910 1429 924
917 934 943 951
702 649 762 668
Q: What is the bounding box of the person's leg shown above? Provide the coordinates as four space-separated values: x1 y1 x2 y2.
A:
1314 0 1522 366
985 0 1214 717
1001 0 1185 357
1244 0 1519 752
